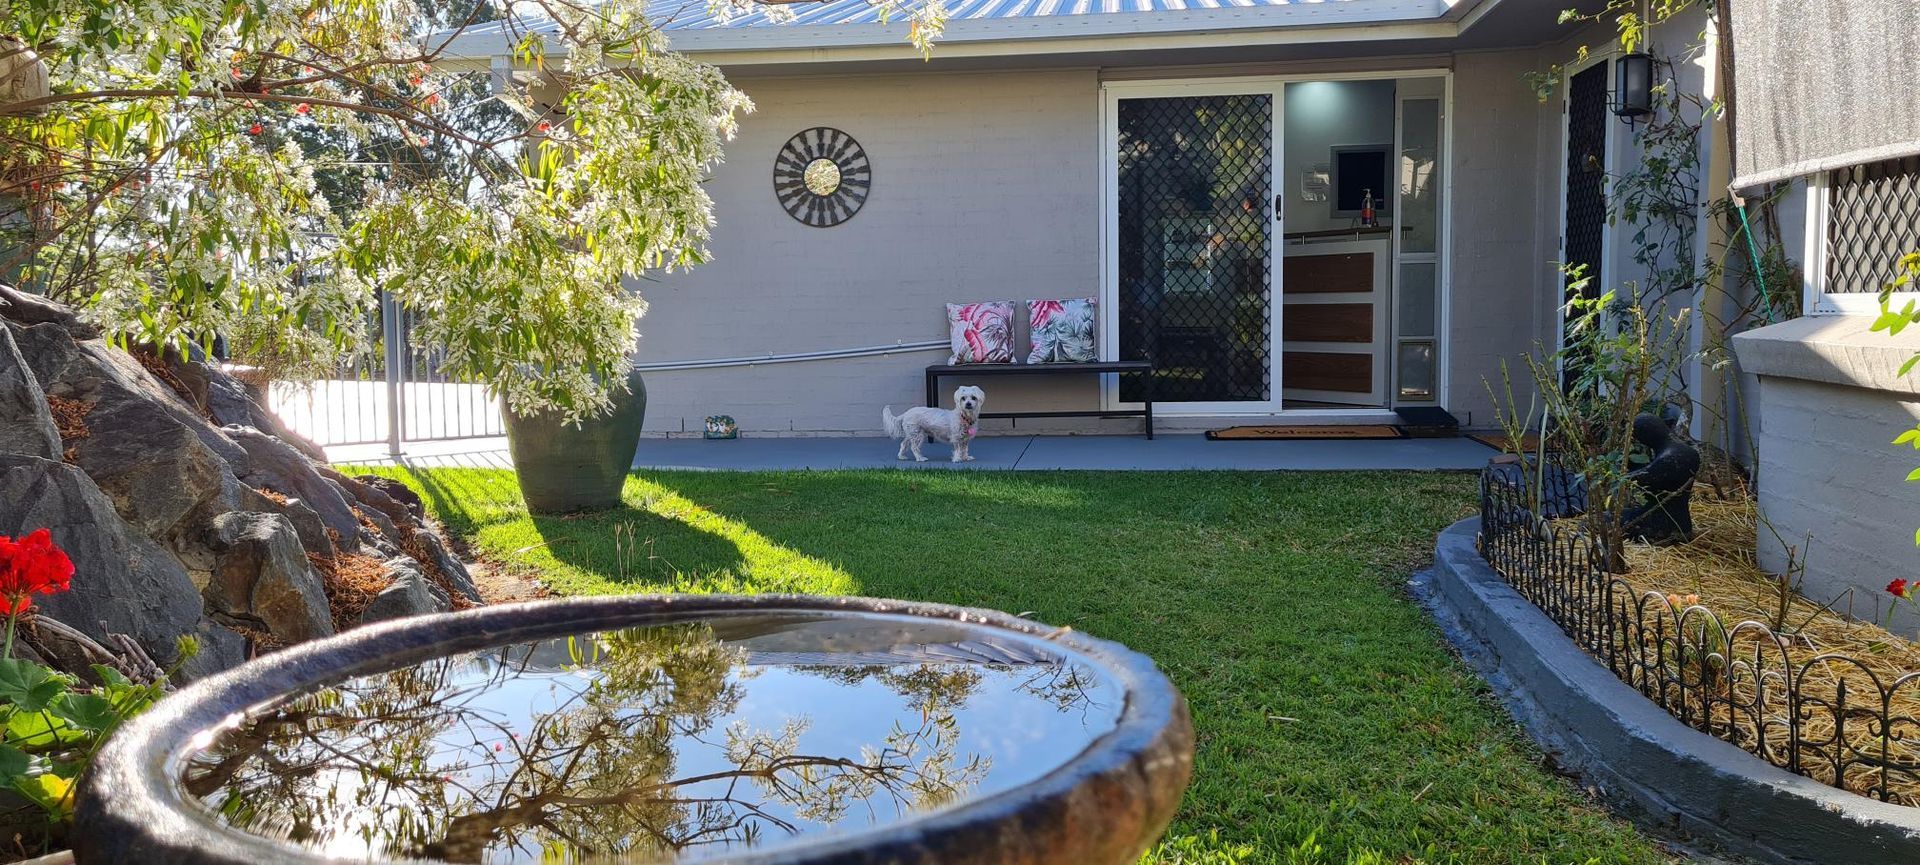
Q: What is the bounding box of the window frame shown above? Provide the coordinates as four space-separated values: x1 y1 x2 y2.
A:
1806 165 1920 316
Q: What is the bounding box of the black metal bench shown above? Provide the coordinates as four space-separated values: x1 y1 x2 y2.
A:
924 361 1156 439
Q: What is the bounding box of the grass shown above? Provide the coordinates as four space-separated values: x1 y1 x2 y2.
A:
360 466 1675 865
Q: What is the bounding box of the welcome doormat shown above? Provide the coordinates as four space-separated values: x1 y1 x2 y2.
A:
1205 425 1406 441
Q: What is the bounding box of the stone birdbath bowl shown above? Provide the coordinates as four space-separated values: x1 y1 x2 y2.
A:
75 596 1193 865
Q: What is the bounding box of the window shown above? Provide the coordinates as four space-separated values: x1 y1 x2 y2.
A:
1808 155 1920 314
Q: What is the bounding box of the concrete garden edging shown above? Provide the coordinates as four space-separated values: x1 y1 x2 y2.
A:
1422 517 1920 864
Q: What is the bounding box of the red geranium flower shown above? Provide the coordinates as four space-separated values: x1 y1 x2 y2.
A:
1891 579 1910 599
0 529 74 615
535 121 551 133
247 122 263 136
294 103 311 115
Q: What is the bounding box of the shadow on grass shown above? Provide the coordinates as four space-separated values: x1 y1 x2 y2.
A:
376 466 868 595
341 466 1679 863
525 505 748 589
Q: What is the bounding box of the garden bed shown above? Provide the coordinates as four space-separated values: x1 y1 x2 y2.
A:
1479 465 1920 807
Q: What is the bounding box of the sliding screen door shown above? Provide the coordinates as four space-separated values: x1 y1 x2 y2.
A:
1109 86 1280 413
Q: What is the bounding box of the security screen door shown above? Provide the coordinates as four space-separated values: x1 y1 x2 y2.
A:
1108 84 1281 413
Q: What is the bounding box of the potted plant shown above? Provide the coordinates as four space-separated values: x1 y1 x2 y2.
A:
502 367 647 513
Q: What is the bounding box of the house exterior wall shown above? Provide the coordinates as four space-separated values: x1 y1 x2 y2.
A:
630 69 1102 435
630 57 1561 435
1733 317 1920 632
1444 47 1558 428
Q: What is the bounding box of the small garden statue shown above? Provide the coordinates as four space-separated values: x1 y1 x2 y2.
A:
704 415 738 440
1622 413 1699 545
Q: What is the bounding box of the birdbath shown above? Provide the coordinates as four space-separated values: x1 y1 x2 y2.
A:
75 596 1193 864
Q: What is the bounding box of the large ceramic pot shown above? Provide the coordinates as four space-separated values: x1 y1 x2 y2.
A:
75 595 1194 865
503 368 645 514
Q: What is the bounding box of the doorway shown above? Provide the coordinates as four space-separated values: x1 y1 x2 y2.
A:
1102 75 1449 417
1107 83 1282 414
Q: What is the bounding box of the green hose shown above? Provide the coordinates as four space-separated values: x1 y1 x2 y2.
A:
1736 203 1775 323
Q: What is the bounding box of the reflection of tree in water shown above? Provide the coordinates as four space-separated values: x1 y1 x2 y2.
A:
182 625 991 863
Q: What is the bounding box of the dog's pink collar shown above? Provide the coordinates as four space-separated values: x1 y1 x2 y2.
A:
966 424 977 439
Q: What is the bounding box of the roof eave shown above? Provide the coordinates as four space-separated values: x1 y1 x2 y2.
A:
430 0 1510 63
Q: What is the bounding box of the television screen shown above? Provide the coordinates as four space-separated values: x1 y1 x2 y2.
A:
1331 146 1392 218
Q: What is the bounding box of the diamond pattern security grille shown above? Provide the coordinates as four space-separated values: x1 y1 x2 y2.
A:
1562 63 1609 306
1116 95 1272 404
1826 156 1920 293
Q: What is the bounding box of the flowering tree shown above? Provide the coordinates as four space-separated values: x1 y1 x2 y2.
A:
0 0 945 421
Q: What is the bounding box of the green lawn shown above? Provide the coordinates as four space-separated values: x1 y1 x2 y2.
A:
361 467 1673 865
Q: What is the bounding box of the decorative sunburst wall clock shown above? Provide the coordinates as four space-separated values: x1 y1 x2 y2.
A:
773 127 870 227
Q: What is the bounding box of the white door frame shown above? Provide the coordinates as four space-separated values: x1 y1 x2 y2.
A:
1099 70 1454 418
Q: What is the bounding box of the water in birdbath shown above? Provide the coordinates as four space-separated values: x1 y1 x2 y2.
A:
177 611 1124 863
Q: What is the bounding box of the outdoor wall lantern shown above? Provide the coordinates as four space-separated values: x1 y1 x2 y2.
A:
1613 52 1654 122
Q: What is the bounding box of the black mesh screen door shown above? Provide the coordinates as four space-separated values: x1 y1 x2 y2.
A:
1560 62 1609 382
1114 90 1277 410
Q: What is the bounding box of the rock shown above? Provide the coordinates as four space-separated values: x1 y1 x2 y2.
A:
203 512 335 645
12 322 247 540
223 426 362 549
0 283 98 337
161 349 255 428
358 558 450 625
238 484 335 561
327 469 480 603
0 291 483 681
0 454 245 678
412 529 483 603
161 349 327 463
0 324 59 459
360 475 425 523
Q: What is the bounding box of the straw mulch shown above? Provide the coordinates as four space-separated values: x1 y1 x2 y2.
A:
1542 493 1920 807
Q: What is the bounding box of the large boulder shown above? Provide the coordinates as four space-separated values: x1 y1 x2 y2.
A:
0 324 58 459
0 454 246 677
0 288 486 681
358 558 451 625
203 512 335 645
224 426 363 549
11 322 246 542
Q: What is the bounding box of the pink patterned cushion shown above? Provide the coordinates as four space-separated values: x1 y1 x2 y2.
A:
945 301 1014 365
1027 298 1097 364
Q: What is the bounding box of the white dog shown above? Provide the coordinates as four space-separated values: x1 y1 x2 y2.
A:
882 386 985 463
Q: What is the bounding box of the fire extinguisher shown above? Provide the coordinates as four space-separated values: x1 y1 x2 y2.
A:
1360 189 1376 227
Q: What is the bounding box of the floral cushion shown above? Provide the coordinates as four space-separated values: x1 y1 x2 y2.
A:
1027 298 1097 364
945 301 1015 365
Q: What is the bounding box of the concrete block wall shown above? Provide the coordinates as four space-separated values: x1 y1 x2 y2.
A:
1442 47 1559 428
1734 316 1920 631
631 69 1102 434
631 54 1567 435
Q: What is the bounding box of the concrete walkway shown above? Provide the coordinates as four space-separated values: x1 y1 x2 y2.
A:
333 434 1497 472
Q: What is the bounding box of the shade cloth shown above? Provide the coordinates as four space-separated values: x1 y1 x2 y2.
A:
1728 0 1920 189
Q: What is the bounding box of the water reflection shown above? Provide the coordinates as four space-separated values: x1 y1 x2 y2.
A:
181 615 1122 863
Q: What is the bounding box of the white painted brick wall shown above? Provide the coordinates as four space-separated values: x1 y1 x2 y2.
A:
1753 375 1920 630
630 59 1562 434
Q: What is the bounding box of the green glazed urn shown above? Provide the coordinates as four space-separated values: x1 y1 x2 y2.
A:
503 369 646 514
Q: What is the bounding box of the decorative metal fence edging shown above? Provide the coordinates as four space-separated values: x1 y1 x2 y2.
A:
1478 461 1920 806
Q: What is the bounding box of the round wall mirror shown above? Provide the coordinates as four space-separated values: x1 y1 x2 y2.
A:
774 127 869 227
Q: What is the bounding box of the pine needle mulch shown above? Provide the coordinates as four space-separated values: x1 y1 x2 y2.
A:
307 551 389 631
1568 494 1920 807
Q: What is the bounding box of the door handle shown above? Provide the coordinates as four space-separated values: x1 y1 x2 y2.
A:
1273 194 1284 220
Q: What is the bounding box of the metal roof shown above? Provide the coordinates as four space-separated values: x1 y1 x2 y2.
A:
638 0 1446 29
435 0 1500 60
